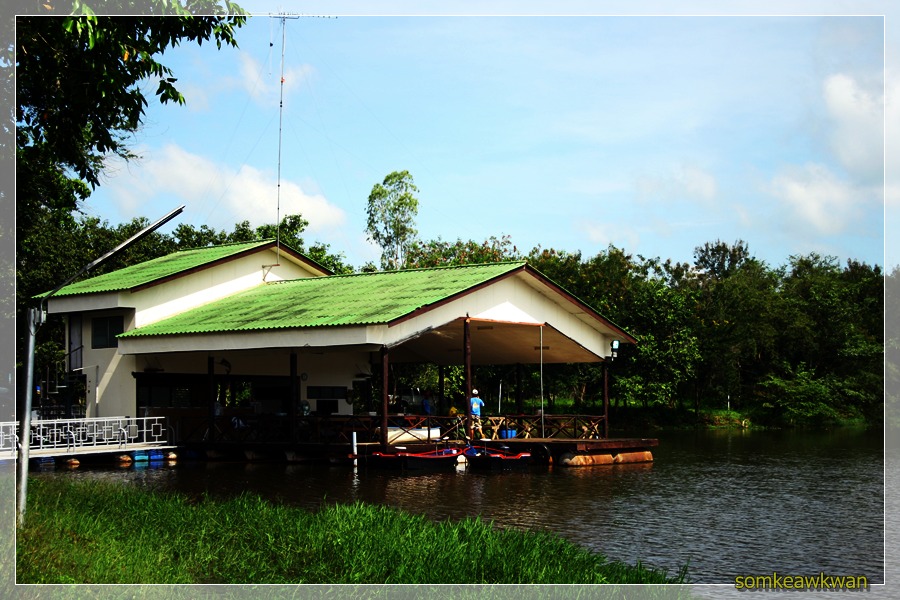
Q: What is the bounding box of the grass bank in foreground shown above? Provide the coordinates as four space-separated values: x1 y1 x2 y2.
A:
17 477 686 585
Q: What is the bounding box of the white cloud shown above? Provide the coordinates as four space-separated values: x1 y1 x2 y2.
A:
235 52 315 107
635 164 718 204
767 163 862 235
565 177 631 197
823 73 884 182
680 165 718 201
103 144 346 234
582 222 640 250
177 82 211 112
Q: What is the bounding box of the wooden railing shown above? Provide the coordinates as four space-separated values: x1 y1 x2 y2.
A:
158 412 606 445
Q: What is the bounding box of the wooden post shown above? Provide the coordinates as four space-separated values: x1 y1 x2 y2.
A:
207 355 216 443
515 363 524 414
464 317 472 438
381 346 389 450
603 361 609 439
290 352 298 440
438 364 445 414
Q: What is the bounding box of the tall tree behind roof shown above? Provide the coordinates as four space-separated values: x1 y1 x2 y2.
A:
365 170 420 270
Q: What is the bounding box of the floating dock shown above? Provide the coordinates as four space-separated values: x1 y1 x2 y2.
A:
385 437 658 467
180 437 657 467
21 443 179 468
5 414 657 468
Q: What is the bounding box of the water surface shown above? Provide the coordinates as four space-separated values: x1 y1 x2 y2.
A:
33 428 884 584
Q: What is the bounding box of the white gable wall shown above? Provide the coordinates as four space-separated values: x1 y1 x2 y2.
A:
381 273 612 357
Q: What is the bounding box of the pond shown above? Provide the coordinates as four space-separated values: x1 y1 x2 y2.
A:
28 427 885 585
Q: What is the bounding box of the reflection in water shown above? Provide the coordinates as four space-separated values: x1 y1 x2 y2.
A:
34 429 884 584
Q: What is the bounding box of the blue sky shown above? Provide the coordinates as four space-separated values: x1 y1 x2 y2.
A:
86 4 890 270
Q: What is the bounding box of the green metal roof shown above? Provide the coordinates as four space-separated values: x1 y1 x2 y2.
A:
120 261 527 338
46 240 282 297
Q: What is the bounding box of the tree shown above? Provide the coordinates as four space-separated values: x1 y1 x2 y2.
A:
16 8 245 192
886 266 900 431
404 235 520 269
13 7 246 407
693 239 751 281
365 170 420 270
768 254 884 424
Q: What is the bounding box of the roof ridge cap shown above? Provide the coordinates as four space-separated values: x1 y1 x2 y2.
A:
289 260 525 280
174 238 273 253
265 260 526 286
374 260 526 274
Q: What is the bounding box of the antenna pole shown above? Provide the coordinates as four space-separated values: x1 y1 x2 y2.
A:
275 15 288 264
269 13 327 265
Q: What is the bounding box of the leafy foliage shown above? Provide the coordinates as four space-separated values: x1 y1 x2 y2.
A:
14 7 247 400
16 8 245 190
365 170 420 270
404 235 521 268
392 236 883 426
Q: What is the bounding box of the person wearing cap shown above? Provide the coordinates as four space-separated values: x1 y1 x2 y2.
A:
470 389 485 439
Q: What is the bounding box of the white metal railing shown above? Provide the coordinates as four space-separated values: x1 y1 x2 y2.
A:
0 416 168 455
0 421 18 456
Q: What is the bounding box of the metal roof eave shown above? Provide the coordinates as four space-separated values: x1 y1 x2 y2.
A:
40 239 332 300
117 323 384 355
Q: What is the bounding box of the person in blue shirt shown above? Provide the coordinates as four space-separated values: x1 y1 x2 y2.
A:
470 389 485 439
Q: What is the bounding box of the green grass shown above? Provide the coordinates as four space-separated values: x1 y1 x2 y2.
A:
17 477 687 585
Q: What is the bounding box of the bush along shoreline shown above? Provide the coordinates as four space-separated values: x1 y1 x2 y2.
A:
603 403 875 432
17 478 688 585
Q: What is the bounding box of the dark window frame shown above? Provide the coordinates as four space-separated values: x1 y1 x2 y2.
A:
91 315 124 349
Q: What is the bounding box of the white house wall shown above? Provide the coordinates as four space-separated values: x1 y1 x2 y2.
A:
81 312 139 418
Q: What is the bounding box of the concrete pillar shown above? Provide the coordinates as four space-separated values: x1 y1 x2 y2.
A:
290 352 298 440
603 361 609 439
464 317 472 438
381 346 389 449
207 355 216 443
515 363 524 414
438 364 445 414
